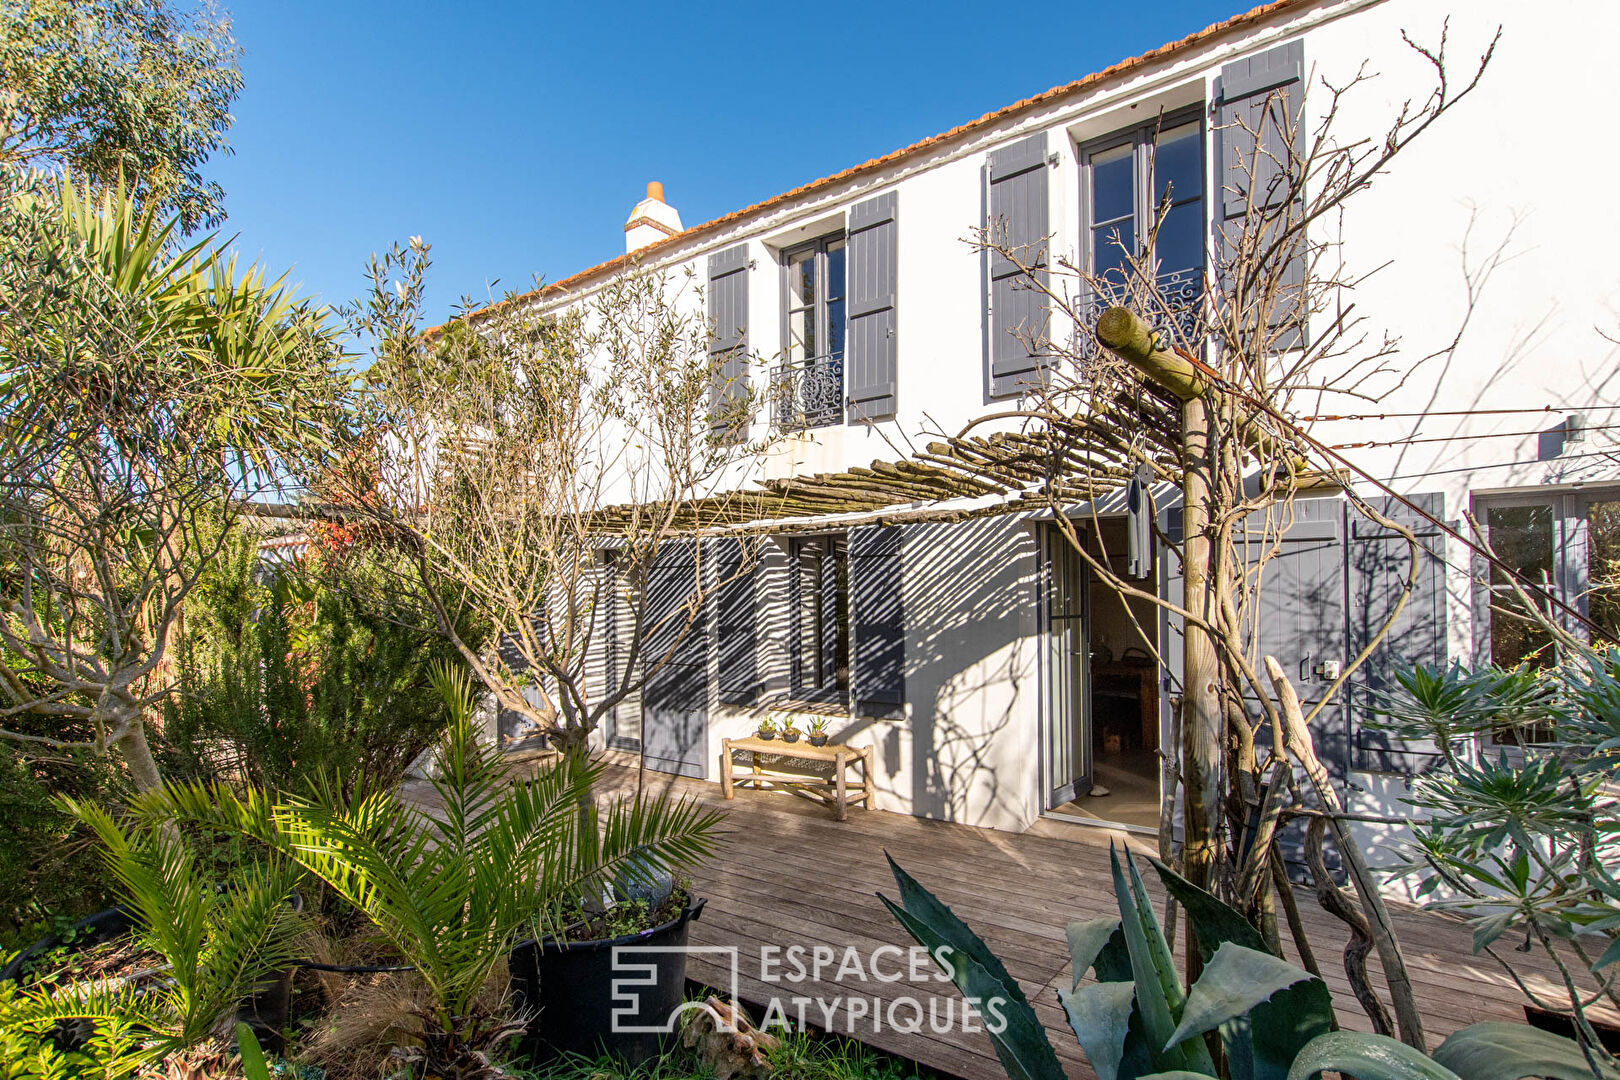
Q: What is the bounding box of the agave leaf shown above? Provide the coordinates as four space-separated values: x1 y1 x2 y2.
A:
1152 858 1271 961
1432 1021 1620 1080
1288 1031 1463 1080
1068 916 1123 988
1059 980 1139 1080
886 853 1038 1014
1111 846 1216 1076
1166 942 1316 1049
881 894 1065 1080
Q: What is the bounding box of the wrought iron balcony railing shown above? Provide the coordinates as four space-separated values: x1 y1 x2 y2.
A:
769 353 844 432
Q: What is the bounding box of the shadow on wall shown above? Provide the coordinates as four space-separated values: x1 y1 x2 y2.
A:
899 515 1039 828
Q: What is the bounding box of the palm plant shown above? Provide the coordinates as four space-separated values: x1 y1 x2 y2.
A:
143 663 725 1078
1 797 305 1071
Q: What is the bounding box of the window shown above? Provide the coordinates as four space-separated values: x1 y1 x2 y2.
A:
1477 489 1620 670
773 235 846 430
790 535 850 702
1081 115 1205 326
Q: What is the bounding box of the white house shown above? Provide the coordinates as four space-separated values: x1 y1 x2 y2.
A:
476 0 1620 874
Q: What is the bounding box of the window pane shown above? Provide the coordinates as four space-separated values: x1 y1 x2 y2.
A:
1490 594 1556 670
1090 144 1135 226
1588 500 1620 643
1093 224 1133 292
1153 123 1203 206
788 250 815 308
825 240 845 302
1154 200 1203 277
827 298 845 359
1487 504 1555 586
788 308 813 363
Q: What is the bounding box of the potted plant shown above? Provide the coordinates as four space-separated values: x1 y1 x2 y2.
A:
511 873 707 1068
806 717 831 747
146 664 724 1077
755 716 777 740
781 719 802 743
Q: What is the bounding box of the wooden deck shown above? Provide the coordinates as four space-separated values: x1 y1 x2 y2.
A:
409 760 1597 1080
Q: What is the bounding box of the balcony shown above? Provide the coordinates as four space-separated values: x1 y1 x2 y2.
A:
769 353 844 432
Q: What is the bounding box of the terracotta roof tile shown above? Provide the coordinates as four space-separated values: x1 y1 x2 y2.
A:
442 0 1308 331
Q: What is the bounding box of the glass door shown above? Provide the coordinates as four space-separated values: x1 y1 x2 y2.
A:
1044 529 1091 807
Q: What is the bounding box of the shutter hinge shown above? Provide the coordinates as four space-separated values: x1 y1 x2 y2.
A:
1047 153 1060 167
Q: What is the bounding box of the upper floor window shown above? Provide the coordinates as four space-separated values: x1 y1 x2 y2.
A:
774 234 846 430
1081 115 1205 320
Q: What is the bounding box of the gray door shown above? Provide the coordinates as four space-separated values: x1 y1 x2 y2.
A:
1044 529 1090 807
641 542 708 778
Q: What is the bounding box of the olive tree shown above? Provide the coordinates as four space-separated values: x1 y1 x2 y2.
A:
327 241 763 761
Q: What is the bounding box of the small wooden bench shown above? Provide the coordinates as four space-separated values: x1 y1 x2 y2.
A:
719 735 876 821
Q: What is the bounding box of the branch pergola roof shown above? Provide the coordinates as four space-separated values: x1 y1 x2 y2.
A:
597 387 1184 535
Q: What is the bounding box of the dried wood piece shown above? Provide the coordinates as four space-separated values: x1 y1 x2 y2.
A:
681 996 780 1080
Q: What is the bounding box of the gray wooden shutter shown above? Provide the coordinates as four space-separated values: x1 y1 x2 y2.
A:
1236 498 1349 776
710 538 759 706
850 525 905 718
1349 494 1448 774
1215 41 1306 349
985 132 1050 397
846 191 899 422
642 540 708 778
707 244 749 442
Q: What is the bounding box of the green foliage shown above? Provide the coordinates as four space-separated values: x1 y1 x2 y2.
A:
1 794 304 1075
881 846 1594 1080
511 1023 923 1080
140 663 725 1078
162 530 464 796
0 749 119 946
1430 1022 1620 1080
0 979 152 1080
235 1022 271 1080
0 0 242 230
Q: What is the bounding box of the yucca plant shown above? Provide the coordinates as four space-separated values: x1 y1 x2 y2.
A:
140 663 725 1079
882 845 1613 1080
1 797 306 1072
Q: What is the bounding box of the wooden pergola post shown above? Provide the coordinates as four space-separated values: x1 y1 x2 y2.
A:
1095 306 1221 897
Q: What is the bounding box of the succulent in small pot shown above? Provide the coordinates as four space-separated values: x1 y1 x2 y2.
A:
756 716 777 740
781 720 802 743
806 716 831 747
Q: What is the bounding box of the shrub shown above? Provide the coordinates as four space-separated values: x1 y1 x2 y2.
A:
162 530 466 795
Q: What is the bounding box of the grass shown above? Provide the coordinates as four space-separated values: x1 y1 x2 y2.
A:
507 1025 935 1080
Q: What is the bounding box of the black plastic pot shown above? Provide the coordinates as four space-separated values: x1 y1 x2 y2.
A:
1 906 136 984
509 897 706 1067
757 729 776 740
2 896 302 1053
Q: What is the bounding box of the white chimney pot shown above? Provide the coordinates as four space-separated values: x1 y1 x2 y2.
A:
624 180 682 254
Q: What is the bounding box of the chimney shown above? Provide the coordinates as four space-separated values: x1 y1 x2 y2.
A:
624 180 682 253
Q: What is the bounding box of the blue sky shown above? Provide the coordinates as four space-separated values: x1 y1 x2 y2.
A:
214 0 1245 323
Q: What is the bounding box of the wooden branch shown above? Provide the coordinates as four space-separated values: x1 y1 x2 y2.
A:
1266 654 1426 1052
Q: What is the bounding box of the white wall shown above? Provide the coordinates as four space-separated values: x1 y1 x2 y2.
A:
517 0 1620 850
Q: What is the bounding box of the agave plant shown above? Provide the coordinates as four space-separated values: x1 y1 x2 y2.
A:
140 663 725 1079
1 797 306 1073
881 845 1614 1080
